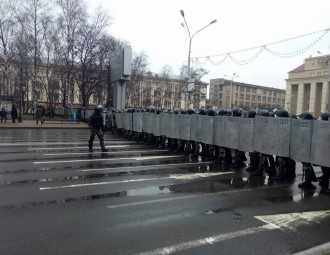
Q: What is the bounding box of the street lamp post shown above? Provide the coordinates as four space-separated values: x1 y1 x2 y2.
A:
225 73 239 109
180 10 216 109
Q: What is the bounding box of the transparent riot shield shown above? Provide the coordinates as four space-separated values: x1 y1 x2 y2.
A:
311 120 330 167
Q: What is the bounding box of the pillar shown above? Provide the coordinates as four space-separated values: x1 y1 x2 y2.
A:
296 83 304 116
309 82 317 116
321 80 330 113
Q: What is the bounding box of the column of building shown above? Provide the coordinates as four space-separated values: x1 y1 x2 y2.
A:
308 83 317 116
321 80 329 113
296 83 304 115
285 85 292 111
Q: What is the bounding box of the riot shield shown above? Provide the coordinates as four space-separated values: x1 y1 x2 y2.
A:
115 113 122 129
238 118 254 152
152 114 161 136
142 112 152 133
180 114 191 141
223 116 239 150
311 120 330 167
159 113 167 136
253 116 290 157
190 114 202 142
133 112 143 132
213 116 226 147
125 112 133 131
171 115 181 139
290 119 313 162
200 115 214 145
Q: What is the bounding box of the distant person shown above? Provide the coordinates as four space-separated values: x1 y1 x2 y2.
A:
0 107 7 122
35 105 44 124
11 104 18 123
88 105 109 152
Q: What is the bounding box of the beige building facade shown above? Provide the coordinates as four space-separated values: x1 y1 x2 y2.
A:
209 78 285 110
286 54 330 117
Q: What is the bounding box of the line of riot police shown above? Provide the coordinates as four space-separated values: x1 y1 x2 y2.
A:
105 107 330 194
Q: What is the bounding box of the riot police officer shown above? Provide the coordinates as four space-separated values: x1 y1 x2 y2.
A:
88 105 109 152
319 112 330 194
251 109 276 177
273 108 296 181
245 109 259 172
298 112 317 189
231 108 247 168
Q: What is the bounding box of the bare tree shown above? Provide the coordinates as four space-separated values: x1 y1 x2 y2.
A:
73 7 112 108
19 0 52 111
56 0 87 108
0 0 18 96
125 51 149 107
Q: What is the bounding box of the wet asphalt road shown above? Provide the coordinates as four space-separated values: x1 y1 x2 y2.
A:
0 129 329 255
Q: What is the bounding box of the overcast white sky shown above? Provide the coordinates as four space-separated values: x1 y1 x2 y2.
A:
87 0 330 90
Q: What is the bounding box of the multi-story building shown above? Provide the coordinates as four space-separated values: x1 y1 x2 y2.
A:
129 74 208 110
209 78 286 110
285 54 330 117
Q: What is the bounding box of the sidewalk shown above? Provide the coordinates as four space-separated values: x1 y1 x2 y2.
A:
0 119 89 129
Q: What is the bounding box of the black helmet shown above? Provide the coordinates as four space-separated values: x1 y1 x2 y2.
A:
232 107 243 117
172 109 179 115
299 112 314 120
218 109 226 116
247 109 256 118
289 113 297 119
155 108 161 114
205 109 216 116
257 109 269 117
186 109 195 115
94 105 103 114
143 107 150 112
196 108 206 115
225 109 232 116
275 108 289 118
149 108 155 113
179 109 187 114
320 112 330 121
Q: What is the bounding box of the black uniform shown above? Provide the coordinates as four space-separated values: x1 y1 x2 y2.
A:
88 106 108 152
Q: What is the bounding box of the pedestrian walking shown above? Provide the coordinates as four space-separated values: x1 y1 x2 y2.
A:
0 107 7 123
35 105 44 124
11 104 18 123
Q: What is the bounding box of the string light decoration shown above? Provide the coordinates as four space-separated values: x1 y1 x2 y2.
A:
191 28 330 66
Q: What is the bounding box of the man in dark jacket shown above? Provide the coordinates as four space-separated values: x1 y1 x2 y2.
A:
11 104 18 123
88 105 109 152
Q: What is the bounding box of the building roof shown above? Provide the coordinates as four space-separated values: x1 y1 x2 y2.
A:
289 63 305 73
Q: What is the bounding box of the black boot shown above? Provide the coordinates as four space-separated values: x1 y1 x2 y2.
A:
100 140 109 152
88 140 93 152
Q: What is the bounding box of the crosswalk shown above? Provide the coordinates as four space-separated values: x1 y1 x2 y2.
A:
0 129 329 255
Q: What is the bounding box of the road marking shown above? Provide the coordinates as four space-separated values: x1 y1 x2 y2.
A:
170 172 233 180
43 150 165 156
39 172 232 191
34 155 183 164
134 224 278 255
134 210 330 255
255 210 330 230
39 177 168 190
293 241 330 255
77 162 214 172
28 145 129 151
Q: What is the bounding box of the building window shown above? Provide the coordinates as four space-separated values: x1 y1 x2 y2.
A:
262 96 266 102
240 86 244 92
252 88 256 93
268 91 272 96
257 89 262 94
246 87 250 93
252 95 256 101
240 93 244 99
246 94 250 100
268 97 271 103
257 96 261 101
263 90 267 95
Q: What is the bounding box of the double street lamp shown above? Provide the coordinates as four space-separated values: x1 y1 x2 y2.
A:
180 10 217 108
